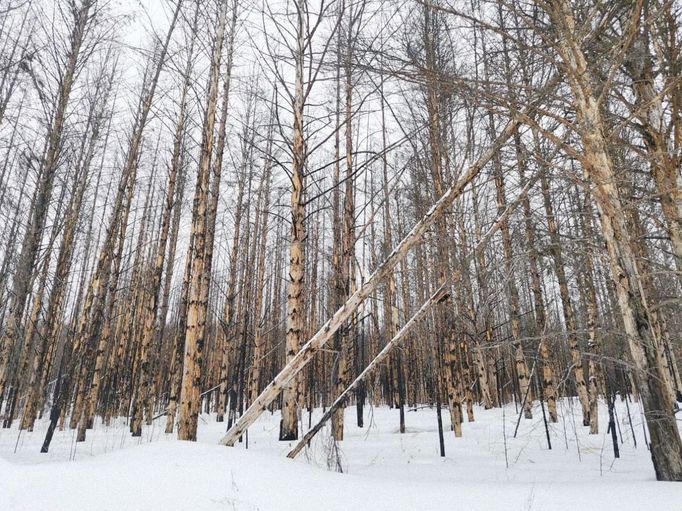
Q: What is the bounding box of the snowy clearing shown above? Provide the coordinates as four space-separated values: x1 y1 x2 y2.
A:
1 398 680 511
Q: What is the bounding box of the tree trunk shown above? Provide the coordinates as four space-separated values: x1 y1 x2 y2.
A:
178 1 228 441
548 0 682 480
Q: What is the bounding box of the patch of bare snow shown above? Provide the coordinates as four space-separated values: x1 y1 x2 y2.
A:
1 398 680 510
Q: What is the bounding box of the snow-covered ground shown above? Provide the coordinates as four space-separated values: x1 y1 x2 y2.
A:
1 398 680 510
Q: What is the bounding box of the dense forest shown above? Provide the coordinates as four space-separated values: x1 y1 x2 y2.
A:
0 0 681 488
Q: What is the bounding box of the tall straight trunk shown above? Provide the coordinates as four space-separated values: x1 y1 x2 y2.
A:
329 2 344 430
490 8 540 415
49 174 105 430
332 5 356 440
200 4 238 420
470 183 497 408
280 0 308 442
156 149 186 362
538 156 589 424
0 97 24 225
625 192 677 404
0 8 30 127
517 154 557 422
624 30 682 398
455 210 490 412
75 130 157 435
130 3 199 437
422 2 462 436
20 170 89 430
209 2 239 424
576 193 603 434
178 1 228 441
228 168 257 426
4 189 64 428
0 156 29 328
224 109 256 428
380 83 406 428
147 128 186 424
491 138 532 419
218 173 245 423
165 230 194 434
106 205 150 423
248 127 273 407
75 172 147 438
126 170 175 434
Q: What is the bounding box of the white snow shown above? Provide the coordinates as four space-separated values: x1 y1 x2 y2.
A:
1 398 681 510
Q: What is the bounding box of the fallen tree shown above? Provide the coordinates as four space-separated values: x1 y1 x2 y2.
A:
220 77 556 447
286 171 539 458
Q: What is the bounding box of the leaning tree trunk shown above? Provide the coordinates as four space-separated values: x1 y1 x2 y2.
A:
0 1 91 407
20 89 109 431
548 0 682 481
625 30 682 280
